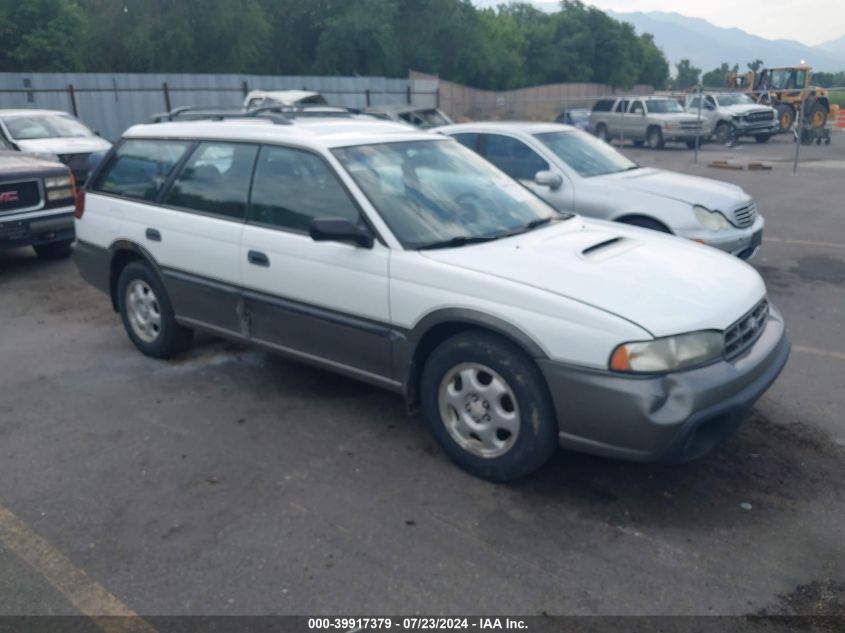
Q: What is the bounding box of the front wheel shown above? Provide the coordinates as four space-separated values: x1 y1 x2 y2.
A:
646 127 664 149
117 261 193 358
420 332 558 482
33 240 72 260
715 121 733 144
595 124 609 143
754 134 772 143
617 216 671 233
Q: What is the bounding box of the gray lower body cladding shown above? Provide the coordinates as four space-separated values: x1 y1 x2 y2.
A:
539 305 789 462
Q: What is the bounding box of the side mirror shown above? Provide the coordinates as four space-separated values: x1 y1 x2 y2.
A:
534 171 563 190
310 217 374 249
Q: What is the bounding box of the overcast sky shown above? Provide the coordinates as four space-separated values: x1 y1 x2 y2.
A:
471 1 844 46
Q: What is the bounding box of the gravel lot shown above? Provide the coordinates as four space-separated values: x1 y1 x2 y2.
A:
0 133 843 622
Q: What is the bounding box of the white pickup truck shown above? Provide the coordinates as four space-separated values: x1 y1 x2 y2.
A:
589 96 704 149
685 92 779 144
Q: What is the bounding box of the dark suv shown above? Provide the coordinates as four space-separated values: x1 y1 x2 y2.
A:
0 150 78 259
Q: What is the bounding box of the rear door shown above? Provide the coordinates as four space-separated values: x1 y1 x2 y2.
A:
240 144 393 380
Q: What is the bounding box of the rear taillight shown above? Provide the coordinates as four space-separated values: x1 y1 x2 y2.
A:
74 189 85 219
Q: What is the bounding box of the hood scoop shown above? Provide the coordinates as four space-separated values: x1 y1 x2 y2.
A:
580 236 636 261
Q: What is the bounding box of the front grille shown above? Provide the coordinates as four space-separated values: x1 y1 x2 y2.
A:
0 179 42 215
731 201 757 228
724 299 769 359
746 111 775 123
58 153 92 184
680 121 703 130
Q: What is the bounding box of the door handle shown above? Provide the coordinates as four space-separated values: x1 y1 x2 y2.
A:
247 250 270 267
145 228 161 242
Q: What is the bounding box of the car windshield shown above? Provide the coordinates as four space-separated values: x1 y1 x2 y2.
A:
716 93 756 106
333 140 562 249
3 114 94 140
646 100 685 113
535 130 638 178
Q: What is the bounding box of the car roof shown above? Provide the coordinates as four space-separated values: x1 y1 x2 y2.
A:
0 109 71 117
437 121 576 135
123 117 442 149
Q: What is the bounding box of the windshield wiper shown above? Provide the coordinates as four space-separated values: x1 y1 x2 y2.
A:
417 235 501 250
502 214 570 237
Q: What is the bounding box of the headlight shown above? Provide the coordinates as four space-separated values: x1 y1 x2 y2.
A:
45 176 72 189
693 205 731 231
610 331 724 373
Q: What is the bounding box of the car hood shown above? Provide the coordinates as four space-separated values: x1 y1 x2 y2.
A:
14 136 112 155
421 219 765 337
720 104 774 116
595 167 750 212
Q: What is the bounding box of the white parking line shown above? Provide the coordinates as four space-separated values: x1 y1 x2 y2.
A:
793 345 845 362
0 504 157 633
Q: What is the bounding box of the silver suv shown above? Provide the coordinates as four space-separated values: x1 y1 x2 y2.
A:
590 97 704 149
685 92 779 144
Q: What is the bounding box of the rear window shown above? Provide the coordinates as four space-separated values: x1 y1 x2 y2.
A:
592 100 614 112
92 139 191 201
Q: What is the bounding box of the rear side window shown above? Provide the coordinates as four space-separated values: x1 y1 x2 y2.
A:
250 145 359 232
592 100 613 112
93 139 190 201
452 133 480 151
163 142 258 220
482 134 549 181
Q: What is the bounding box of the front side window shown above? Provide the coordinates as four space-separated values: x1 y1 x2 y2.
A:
536 130 638 178
615 100 630 113
250 145 360 232
482 134 549 181
630 101 645 114
452 133 479 151
2 114 94 140
93 139 191 201
164 142 258 220
333 139 559 250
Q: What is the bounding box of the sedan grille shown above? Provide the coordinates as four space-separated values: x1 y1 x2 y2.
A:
724 299 769 359
731 201 757 228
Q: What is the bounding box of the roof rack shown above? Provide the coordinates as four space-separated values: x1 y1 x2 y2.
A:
149 106 292 125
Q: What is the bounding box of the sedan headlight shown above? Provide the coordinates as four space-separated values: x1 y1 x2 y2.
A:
610 331 724 373
693 205 731 231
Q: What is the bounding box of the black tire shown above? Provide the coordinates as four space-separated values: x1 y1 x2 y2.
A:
803 101 827 128
715 121 733 144
776 105 794 132
116 261 193 358
33 240 72 260
595 124 609 143
685 139 698 149
617 216 671 233
754 134 772 143
420 331 558 482
632 140 644 147
646 126 664 149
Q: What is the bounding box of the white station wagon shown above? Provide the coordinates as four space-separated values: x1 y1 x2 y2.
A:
73 116 789 481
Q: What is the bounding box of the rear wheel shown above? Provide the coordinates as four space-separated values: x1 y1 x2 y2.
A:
420 331 558 482
595 124 609 142
803 101 827 128
646 126 664 149
632 140 644 148
117 261 193 358
33 240 72 260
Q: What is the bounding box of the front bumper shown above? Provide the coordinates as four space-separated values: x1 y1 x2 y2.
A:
538 304 789 463
734 121 779 137
0 208 74 250
677 214 765 260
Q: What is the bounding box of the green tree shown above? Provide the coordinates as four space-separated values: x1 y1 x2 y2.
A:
702 62 738 88
0 0 86 71
674 58 701 89
747 59 764 71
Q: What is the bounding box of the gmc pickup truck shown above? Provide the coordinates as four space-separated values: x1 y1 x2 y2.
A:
590 96 704 149
0 151 77 259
